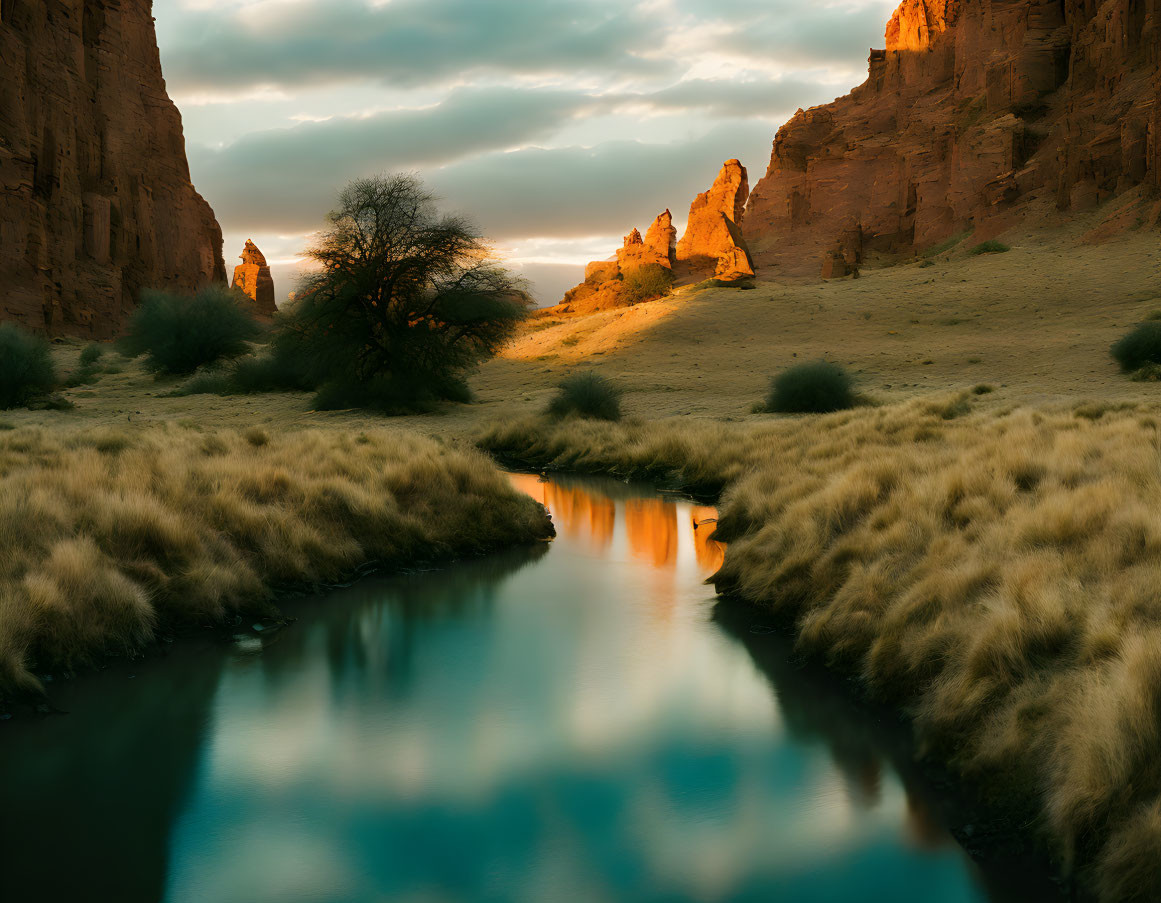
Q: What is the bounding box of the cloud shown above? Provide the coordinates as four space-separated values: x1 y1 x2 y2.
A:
189 87 604 230
709 3 895 69
161 0 669 93
613 77 847 118
428 122 777 240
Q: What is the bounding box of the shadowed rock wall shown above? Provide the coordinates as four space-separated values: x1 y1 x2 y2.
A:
0 0 225 337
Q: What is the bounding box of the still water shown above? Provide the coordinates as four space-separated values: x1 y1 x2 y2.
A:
0 474 1045 903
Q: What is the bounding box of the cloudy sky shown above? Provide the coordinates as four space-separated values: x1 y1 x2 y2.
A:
154 0 896 305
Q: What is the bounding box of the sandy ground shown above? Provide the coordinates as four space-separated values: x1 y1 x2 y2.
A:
6 217 1160 438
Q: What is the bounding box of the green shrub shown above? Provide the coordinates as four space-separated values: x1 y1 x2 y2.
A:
168 370 236 397
312 371 473 414
231 351 312 393
765 361 855 414
63 365 101 388
1112 322 1161 372
64 344 108 388
621 264 674 305
546 372 623 421
169 346 314 398
120 285 262 375
970 240 1010 255
0 323 57 409
79 343 106 366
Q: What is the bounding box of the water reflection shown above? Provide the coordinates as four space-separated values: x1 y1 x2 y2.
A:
0 474 1050 903
711 599 1062 902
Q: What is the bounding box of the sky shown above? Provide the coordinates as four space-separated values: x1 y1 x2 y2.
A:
154 0 898 306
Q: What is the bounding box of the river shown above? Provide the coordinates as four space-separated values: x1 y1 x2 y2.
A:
0 473 1056 902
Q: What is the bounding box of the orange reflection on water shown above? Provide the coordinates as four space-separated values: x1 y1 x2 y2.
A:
625 499 678 568
509 474 615 550
508 474 725 578
691 506 726 573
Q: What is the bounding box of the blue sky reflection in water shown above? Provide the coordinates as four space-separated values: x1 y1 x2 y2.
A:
0 475 1001 902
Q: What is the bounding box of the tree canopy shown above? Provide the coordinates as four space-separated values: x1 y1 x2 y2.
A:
275 174 531 411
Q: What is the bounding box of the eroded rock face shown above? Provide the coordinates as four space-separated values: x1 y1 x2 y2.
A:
745 0 1161 274
231 240 277 318
547 165 756 316
676 159 754 280
548 211 678 316
617 211 677 271
0 0 225 337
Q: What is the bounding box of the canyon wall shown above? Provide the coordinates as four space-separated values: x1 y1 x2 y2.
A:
0 0 225 337
746 0 1161 275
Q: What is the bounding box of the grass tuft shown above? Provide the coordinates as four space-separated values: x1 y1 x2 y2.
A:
620 265 675 305
970 240 1011 256
1112 322 1161 372
546 372 623 421
764 361 855 414
79 344 106 367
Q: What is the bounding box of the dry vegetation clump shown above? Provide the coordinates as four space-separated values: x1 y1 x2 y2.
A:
763 361 856 414
1111 321 1161 373
0 426 552 697
481 396 1161 899
546 371 623 422
480 414 766 496
620 264 675 305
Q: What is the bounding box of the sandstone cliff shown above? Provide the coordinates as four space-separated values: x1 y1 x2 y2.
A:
0 0 225 337
745 0 1161 275
231 239 277 319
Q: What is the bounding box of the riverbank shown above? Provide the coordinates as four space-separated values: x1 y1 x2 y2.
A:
480 398 1161 902
0 425 553 700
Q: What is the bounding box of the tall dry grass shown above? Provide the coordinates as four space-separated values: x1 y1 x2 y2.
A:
0 426 552 697
480 394 1161 901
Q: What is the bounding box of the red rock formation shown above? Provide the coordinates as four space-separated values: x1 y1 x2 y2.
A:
547 211 677 315
0 0 225 337
616 211 677 270
643 209 678 267
546 165 757 316
676 159 754 280
745 0 1161 274
820 250 850 279
231 240 277 319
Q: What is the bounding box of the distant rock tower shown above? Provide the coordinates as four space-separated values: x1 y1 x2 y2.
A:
231 240 277 318
675 160 754 281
